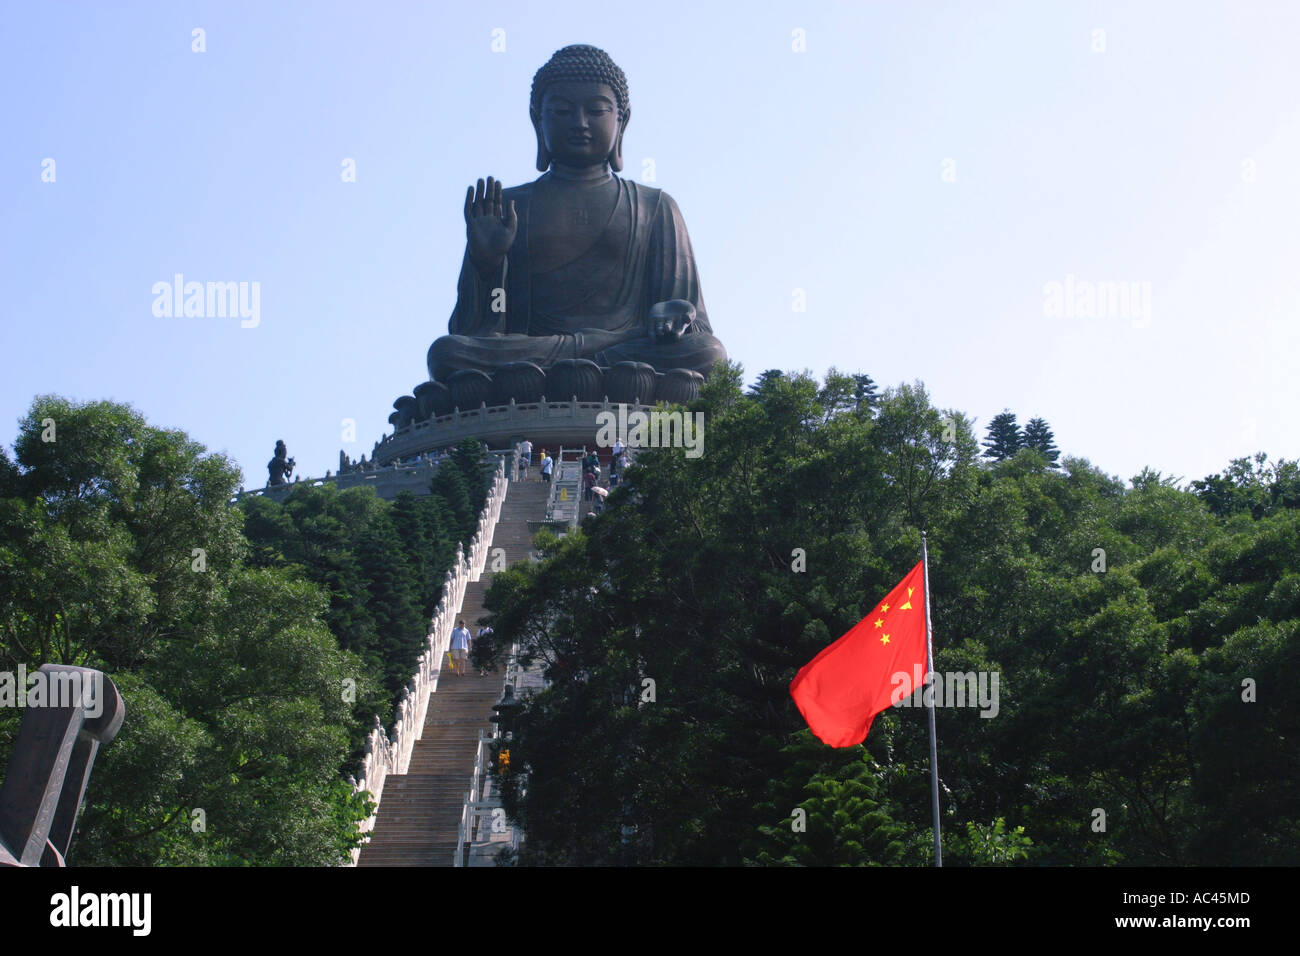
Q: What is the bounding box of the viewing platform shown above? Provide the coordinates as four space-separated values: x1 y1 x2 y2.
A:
374 396 656 467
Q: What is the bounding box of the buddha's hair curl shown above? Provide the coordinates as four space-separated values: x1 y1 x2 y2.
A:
530 44 629 117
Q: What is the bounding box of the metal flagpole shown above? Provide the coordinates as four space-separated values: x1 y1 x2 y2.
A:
922 532 943 867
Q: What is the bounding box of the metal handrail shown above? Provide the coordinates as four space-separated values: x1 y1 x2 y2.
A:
544 445 587 525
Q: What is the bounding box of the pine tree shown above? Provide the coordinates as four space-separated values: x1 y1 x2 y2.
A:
1022 417 1060 466
430 462 474 543
389 491 454 618
451 438 491 511
852 373 878 415
748 369 785 399
982 410 1023 461
355 507 427 693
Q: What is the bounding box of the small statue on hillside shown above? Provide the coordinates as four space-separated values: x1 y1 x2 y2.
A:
268 440 295 486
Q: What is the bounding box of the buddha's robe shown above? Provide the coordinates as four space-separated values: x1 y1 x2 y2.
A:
427 175 727 382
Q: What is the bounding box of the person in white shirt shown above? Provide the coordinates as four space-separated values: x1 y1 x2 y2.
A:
519 438 533 479
450 620 471 676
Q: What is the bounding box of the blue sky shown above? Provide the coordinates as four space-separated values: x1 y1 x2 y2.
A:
3 1 1297 487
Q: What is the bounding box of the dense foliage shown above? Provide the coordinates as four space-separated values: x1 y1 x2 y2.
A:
0 398 488 865
4 379 1292 867
238 436 491 704
476 365 1299 866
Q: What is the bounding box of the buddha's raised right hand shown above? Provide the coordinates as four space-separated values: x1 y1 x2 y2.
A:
464 177 518 278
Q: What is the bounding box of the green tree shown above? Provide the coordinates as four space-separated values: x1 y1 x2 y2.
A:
239 483 446 708
747 368 786 400
354 506 426 692
430 460 474 543
483 369 982 864
1192 452 1300 520
389 491 456 617
0 396 372 865
873 382 978 530
77 568 376 865
982 410 1023 462
474 368 1299 867
945 818 1033 865
449 438 492 513
852 373 879 416
241 486 381 665
748 753 909 866
1022 417 1060 466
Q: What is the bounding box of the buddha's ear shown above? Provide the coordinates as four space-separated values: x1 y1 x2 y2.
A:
531 108 550 172
610 106 630 172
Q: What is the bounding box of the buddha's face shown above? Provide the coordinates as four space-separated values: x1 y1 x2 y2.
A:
537 81 621 168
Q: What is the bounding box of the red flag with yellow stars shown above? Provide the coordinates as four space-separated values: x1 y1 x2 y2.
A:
789 562 927 747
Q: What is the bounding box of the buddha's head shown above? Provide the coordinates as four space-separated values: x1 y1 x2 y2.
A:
530 44 630 173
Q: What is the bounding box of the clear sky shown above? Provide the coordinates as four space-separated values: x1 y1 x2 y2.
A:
3 1 1297 488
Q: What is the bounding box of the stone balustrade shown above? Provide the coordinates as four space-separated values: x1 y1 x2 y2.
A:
373 397 657 466
347 457 507 864
237 449 521 505
235 457 448 504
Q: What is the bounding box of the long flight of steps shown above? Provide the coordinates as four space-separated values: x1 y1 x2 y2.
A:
357 476 550 867
547 453 585 524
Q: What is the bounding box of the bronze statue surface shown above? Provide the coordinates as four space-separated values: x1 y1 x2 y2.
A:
267 440 294 486
418 44 726 416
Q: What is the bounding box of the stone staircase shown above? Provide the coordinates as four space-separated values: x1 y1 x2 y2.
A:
357 476 550 867
546 449 586 525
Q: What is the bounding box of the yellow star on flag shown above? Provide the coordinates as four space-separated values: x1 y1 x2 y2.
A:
880 633 890 645
874 618 884 628
880 603 890 613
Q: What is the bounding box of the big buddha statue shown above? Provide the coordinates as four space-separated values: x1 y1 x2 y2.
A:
408 44 727 424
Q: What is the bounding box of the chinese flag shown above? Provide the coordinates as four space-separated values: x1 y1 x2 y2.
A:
790 562 928 747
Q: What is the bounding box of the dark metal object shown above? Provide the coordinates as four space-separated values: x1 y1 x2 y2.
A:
489 684 522 737
413 45 727 414
392 395 419 430
413 380 445 422
656 368 704 405
605 361 657 405
546 359 604 403
0 665 125 867
267 439 295 486
490 362 547 406
447 369 493 411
